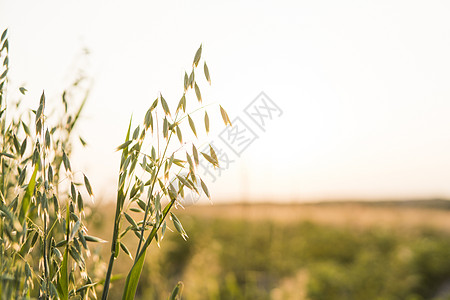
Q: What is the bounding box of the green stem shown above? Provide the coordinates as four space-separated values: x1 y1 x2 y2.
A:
102 200 121 299
135 140 169 257
135 107 180 258
101 118 133 300
101 188 124 300
121 198 175 300
137 198 174 262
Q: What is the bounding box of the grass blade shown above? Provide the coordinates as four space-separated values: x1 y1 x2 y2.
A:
57 247 69 300
18 163 38 223
122 248 146 300
102 117 133 300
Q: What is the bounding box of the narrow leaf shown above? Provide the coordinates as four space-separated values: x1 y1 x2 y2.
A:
209 145 218 164
58 247 69 300
201 179 210 199
192 144 199 165
150 98 158 111
173 158 186 167
176 174 192 189
171 213 188 240
22 121 31 136
45 129 51 149
122 248 146 300
1 28 7 41
193 44 202 67
176 95 185 114
84 235 106 243
132 125 140 140
163 117 169 139
201 152 218 168
186 153 195 173
83 174 93 196
20 138 27 156
77 191 84 213
169 282 184 300
70 220 81 241
116 140 132 151
62 151 71 171
188 70 194 88
160 94 171 116
176 126 182 143
18 166 27 185
120 242 133 260
194 83 202 103
0 152 14 159
184 72 188 92
187 115 197 137
204 111 209 134
19 163 38 223
144 108 152 130
124 212 138 228
1 39 8 51
130 207 144 213
220 105 232 126
204 62 211 85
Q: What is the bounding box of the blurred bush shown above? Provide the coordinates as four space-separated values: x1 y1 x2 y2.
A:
89 206 450 300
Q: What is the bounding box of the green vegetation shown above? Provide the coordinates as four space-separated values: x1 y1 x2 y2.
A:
110 213 450 300
2 26 450 300
0 28 98 299
0 27 229 299
100 42 229 300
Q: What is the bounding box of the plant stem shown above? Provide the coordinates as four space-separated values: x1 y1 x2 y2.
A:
101 189 123 300
101 117 135 300
135 109 180 258
135 141 168 257
136 198 175 263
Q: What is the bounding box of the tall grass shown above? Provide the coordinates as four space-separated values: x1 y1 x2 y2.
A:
0 28 230 299
100 43 231 300
0 28 99 299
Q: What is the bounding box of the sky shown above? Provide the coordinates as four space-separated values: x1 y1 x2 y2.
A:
1 0 450 203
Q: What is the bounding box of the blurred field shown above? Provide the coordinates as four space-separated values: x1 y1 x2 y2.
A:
181 201 450 232
88 201 450 300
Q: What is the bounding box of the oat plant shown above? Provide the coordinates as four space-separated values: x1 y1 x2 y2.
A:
0 28 102 299
0 27 230 299
100 44 231 300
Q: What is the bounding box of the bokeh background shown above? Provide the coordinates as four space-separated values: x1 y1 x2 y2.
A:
2 0 450 202
2 1 450 299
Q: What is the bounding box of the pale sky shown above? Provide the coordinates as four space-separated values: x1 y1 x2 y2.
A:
1 0 450 202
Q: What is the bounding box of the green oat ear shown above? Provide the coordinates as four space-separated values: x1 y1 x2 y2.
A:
18 163 38 224
0 31 229 299
107 44 229 300
1 30 97 299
